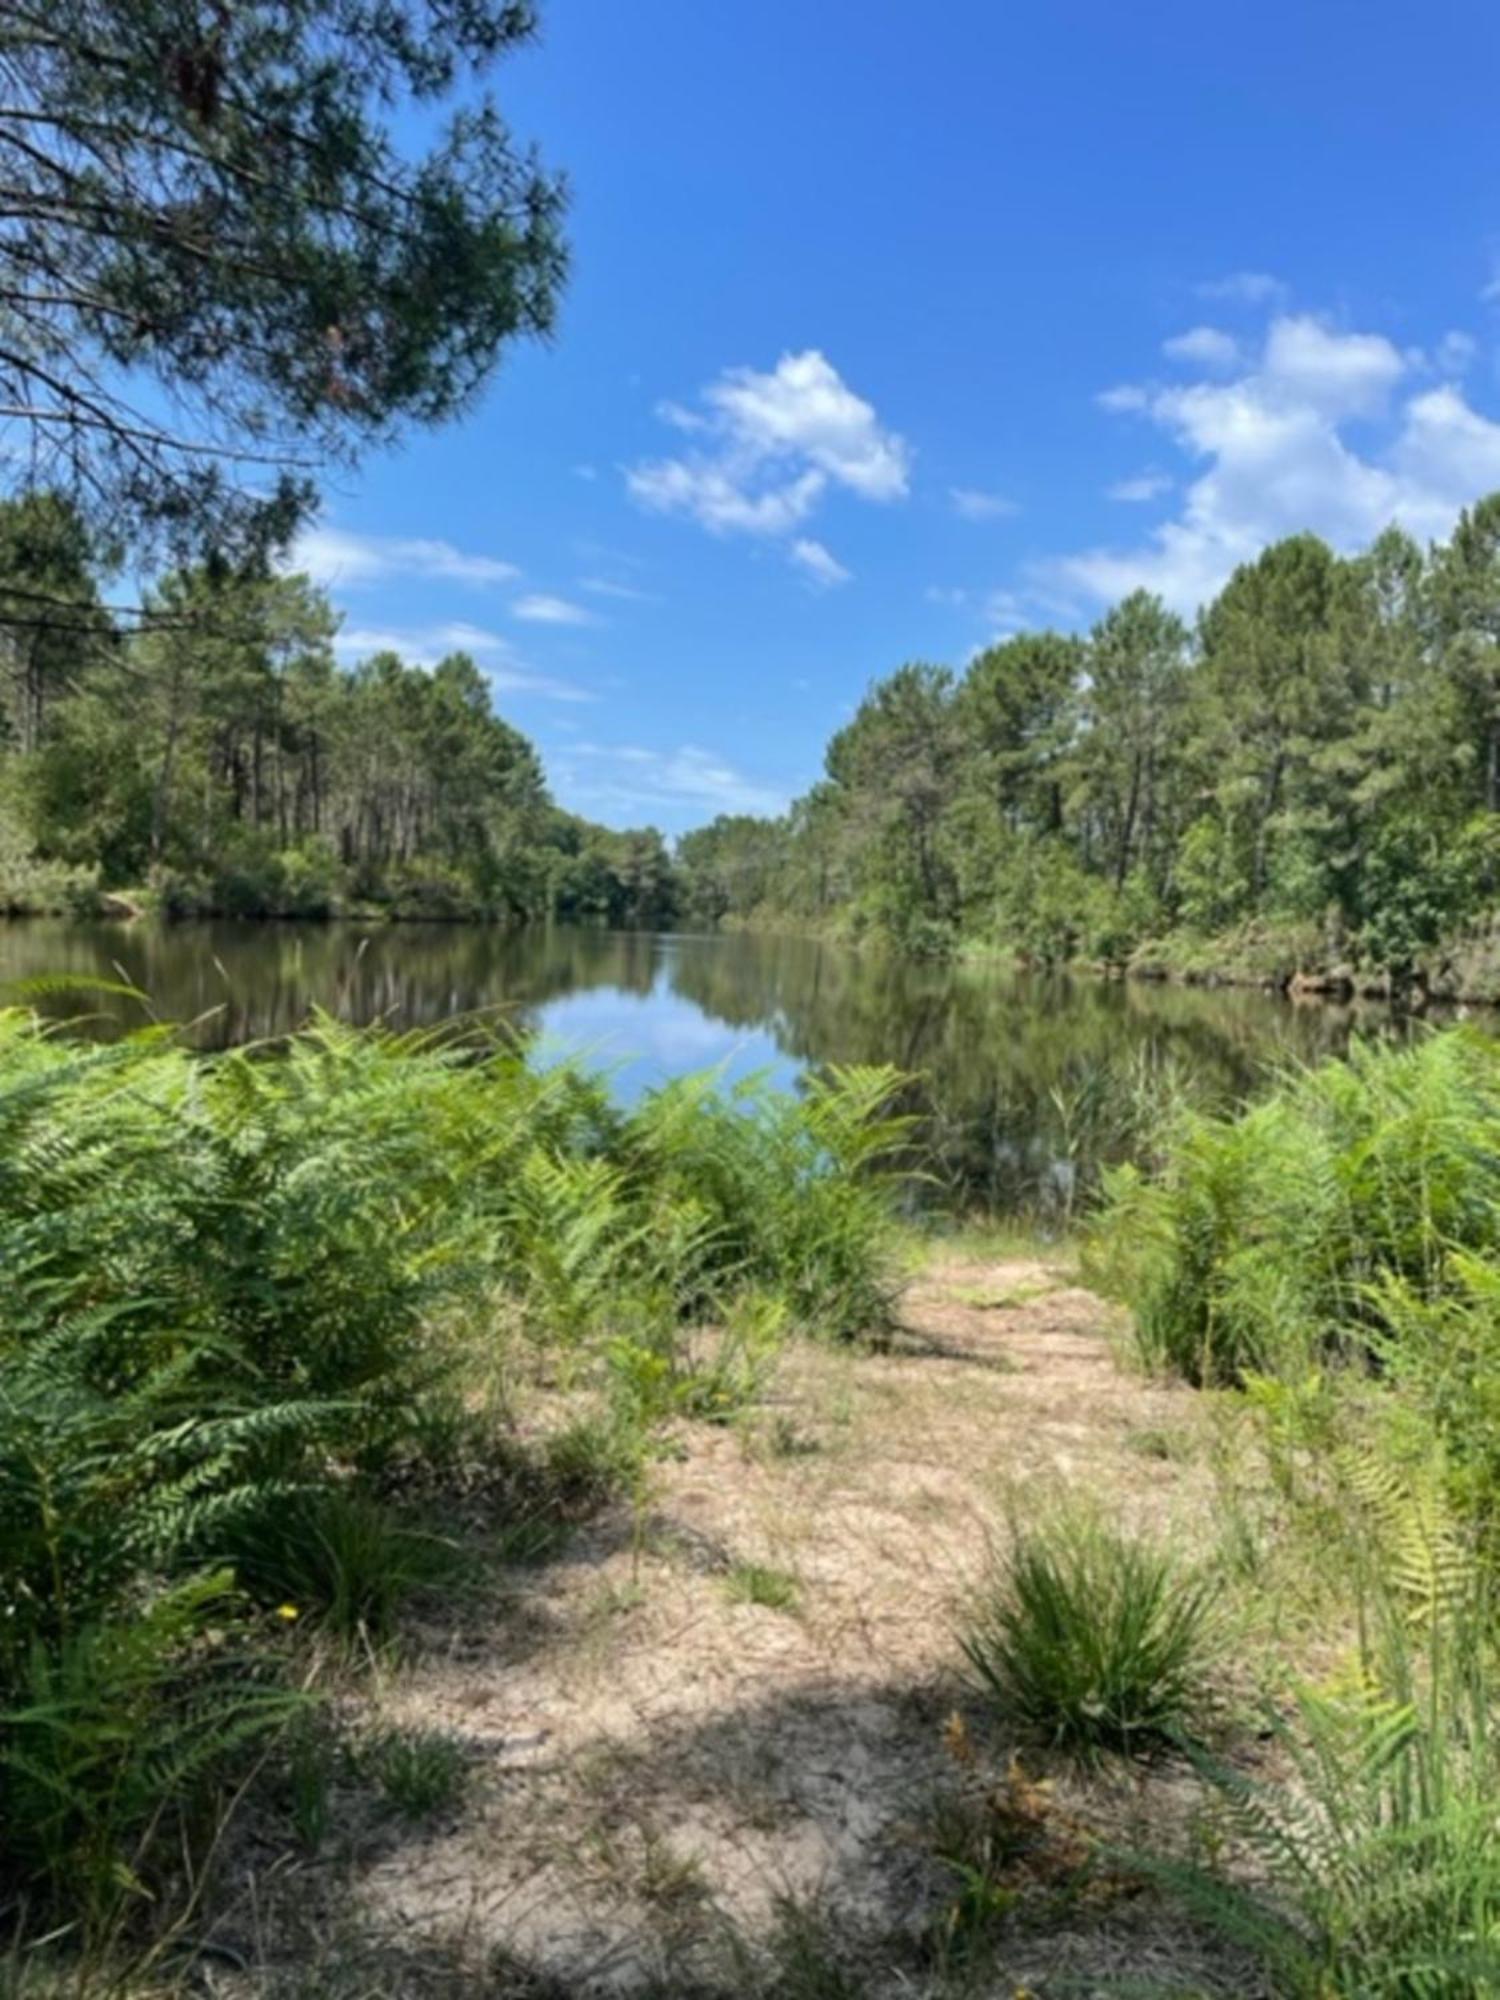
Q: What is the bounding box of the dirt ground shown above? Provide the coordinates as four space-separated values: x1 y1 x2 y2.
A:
217 1255 1254 1998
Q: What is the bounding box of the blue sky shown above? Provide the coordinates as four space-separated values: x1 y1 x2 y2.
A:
293 0 1500 835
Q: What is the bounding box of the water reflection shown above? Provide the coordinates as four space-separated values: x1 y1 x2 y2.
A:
0 919 1420 1214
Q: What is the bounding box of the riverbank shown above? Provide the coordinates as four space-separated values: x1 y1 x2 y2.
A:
726 908 1500 1011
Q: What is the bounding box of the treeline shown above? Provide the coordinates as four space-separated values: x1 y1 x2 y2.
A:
0 497 673 924
679 498 1500 992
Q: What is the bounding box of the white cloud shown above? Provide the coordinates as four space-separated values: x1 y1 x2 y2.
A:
983 589 1031 635
626 349 909 542
627 459 825 535
289 526 519 588
1197 270 1288 307
512 592 596 626
1163 326 1240 370
334 622 594 702
1437 330 1479 375
655 398 710 433
1259 316 1403 416
949 485 1018 521
1108 471 1173 503
790 537 851 588
554 742 787 822
579 575 656 603
1056 311 1500 614
1097 383 1150 414
925 585 969 607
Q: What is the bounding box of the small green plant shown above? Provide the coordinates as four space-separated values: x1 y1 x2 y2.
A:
227 1489 455 1649
724 1562 800 1613
283 1713 341 1854
755 1894 861 2000
0 1573 295 1925
961 1511 1214 1758
367 1725 469 1821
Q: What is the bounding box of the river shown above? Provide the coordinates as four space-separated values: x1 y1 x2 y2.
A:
0 919 1419 1216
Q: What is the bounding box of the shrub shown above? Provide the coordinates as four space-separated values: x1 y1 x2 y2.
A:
622 1062 911 1339
961 1512 1215 1759
0 804 100 916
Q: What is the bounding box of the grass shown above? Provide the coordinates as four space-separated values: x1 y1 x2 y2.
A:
367 1725 470 1821
724 1561 801 1612
961 1510 1216 1760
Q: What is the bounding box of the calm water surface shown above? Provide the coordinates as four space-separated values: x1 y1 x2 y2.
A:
0 920 1418 1214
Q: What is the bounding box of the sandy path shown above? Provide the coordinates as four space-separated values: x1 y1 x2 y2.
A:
235 1256 1235 1997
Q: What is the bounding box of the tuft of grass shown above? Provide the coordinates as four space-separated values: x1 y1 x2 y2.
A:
947 1278 1055 1310
724 1561 801 1613
227 1489 456 1650
962 1511 1215 1759
1125 1423 1195 1462
755 1895 862 2000
367 1725 470 1822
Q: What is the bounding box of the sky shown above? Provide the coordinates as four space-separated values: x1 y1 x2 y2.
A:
292 0 1500 836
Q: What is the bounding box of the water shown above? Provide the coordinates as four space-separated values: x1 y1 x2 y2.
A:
0 919 1416 1214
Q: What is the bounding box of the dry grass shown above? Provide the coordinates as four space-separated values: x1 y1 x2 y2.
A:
201 1252 1257 1997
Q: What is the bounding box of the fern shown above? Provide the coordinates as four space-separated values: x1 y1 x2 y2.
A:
0 1005 913 1932
1135 1615 1500 1997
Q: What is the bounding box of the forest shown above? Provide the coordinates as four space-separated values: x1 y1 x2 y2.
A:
677 505 1500 997
13 495 1500 1005
0 498 675 927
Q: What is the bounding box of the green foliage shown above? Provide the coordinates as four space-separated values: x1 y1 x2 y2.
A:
367 1726 470 1822
724 1562 800 1612
1088 1028 1500 1387
0 3 567 563
225 1490 455 1648
1 544 673 924
0 1008 906 1928
961 1510 1215 1759
1140 1612 1500 1997
0 1573 296 1928
621 1062 912 1339
670 504 1500 991
0 800 99 916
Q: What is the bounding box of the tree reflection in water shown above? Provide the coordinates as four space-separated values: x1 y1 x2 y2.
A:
0 920 1417 1218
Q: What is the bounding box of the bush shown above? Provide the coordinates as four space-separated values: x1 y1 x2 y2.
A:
0 802 100 915
961 1511 1215 1758
621 1062 911 1340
